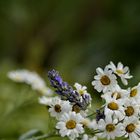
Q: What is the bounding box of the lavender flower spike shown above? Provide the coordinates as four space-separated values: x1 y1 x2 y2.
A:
48 69 75 100
48 69 91 110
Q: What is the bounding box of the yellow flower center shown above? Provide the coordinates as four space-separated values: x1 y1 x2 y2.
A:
66 120 76 129
125 106 134 116
54 104 61 113
130 89 137 97
116 69 124 74
106 124 115 132
72 104 81 113
111 92 121 99
108 102 119 110
81 119 89 127
15 76 22 80
79 90 84 95
100 75 111 85
125 123 135 133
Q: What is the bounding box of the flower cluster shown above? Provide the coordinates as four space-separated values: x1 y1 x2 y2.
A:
8 62 140 140
90 62 140 140
8 70 53 96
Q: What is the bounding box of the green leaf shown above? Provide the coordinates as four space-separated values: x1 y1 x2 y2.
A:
19 129 43 140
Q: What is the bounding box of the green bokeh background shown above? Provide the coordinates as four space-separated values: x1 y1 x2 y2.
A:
0 0 140 139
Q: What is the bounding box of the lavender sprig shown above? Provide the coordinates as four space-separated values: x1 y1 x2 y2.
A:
48 69 91 110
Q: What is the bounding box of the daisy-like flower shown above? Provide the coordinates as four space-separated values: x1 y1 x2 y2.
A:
48 97 72 120
101 85 129 101
107 61 132 85
104 95 125 121
74 83 88 95
82 134 97 140
39 96 53 105
92 67 117 93
8 69 28 82
73 83 91 116
72 104 88 117
82 134 89 140
96 115 123 140
123 98 140 120
81 118 91 128
8 70 53 96
121 118 140 140
87 119 98 130
56 111 84 140
128 83 140 104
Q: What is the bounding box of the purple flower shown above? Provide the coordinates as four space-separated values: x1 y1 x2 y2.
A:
96 110 105 122
48 69 91 110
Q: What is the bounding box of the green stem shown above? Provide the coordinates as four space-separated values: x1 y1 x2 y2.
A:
86 112 96 118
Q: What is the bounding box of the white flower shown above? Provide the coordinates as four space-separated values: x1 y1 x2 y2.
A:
74 83 92 107
128 83 140 104
101 85 129 101
8 69 28 82
48 97 72 120
8 70 53 96
96 115 123 140
81 118 91 128
87 119 97 130
104 95 125 121
72 104 88 117
92 67 117 93
74 83 88 95
121 118 140 140
123 98 140 120
90 136 97 140
56 112 84 140
38 87 53 96
107 61 132 85
82 134 89 140
70 102 88 117
82 134 97 140
39 96 53 105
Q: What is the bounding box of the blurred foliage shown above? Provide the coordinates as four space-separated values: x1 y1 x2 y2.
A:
0 0 140 139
